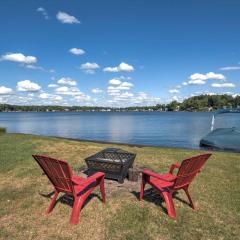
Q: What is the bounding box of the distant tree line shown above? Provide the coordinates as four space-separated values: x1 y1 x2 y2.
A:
0 94 240 112
178 94 240 111
0 104 111 112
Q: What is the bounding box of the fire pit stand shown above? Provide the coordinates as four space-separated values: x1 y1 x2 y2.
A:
85 148 136 183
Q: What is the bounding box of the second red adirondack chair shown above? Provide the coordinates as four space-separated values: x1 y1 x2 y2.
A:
33 155 106 225
140 153 211 219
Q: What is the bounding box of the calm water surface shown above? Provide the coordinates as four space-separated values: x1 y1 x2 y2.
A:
0 112 239 149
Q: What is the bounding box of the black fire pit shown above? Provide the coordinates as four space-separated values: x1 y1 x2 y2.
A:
85 148 136 183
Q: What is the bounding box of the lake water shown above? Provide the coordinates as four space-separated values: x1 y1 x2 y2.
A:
0 112 239 149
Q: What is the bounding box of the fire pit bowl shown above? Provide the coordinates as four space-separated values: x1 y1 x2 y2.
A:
85 148 136 183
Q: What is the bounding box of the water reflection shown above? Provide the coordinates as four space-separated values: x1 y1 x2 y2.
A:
106 113 134 142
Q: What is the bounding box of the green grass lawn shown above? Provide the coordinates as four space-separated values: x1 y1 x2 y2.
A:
0 133 239 240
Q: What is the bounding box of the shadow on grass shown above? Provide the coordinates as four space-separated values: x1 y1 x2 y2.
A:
131 188 191 215
39 190 102 211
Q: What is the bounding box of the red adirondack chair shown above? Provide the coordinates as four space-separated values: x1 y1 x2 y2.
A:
140 153 211 219
32 155 106 225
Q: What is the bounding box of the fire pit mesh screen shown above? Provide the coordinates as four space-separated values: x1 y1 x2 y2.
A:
85 148 136 183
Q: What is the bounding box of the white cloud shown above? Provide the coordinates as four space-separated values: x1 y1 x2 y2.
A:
120 92 134 98
118 62 134 72
69 48 85 55
219 66 240 71
109 79 122 85
205 72 226 80
57 77 77 86
172 96 180 101
48 84 58 88
17 80 41 92
13 96 34 104
119 76 132 80
23 64 54 73
137 92 148 100
74 94 91 102
0 53 37 64
80 62 100 74
103 62 134 73
0 86 13 95
232 93 240 98
223 91 234 95
169 89 179 93
56 11 80 24
211 83 235 88
135 92 161 104
112 92 134 101
25 64 44 70
191 91 217 97
203 91 216 96
107 86 121 96
121 82 134 88
55 86 68 93
107 90 161 106
107 80 134 96
135 93 160 105
103 66 118 73
116 86 130 90
188 79 206 85
37 7 49 20
185 72 226 85
189 72 225 81
91 88 103 94
39 93 62 101
0 94 41 105
52 95 63 101
55 86 83 96
37 7 45 11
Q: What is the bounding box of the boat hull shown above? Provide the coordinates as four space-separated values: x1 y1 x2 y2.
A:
200 128 240 152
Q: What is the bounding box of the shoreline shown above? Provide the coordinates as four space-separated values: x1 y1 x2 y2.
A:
6 132 240 154
5 132 202 150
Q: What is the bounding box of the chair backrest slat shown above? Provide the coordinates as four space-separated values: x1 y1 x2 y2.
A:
174 154 211 189
33 155 75 194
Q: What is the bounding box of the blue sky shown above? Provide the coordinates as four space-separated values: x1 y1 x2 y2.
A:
0 0 239 106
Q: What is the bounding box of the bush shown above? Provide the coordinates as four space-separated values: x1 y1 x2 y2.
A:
0 127 6 134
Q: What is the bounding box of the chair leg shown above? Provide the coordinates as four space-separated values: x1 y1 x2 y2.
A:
99 177 106 203
70 196 84 225
45 191 59 215
139 177 146 201
183 186 196 210
162 191 176 219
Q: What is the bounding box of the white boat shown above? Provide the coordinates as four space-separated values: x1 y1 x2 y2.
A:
200 108 240 152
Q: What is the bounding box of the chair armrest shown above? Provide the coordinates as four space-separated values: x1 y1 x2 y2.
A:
169 163 181 174
83 172 105 187
72 172 105 186
87 172 105 182
71 175 85 185
142 169 176 182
